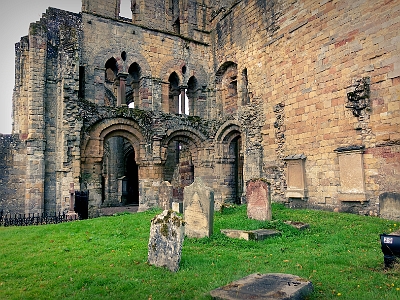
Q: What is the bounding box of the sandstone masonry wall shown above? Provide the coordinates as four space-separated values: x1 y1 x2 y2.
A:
212 0 400 213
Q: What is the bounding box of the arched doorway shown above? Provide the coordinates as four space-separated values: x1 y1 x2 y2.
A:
124 146 139 205
102 136 139 206
214 121 244 206
162 130 203 204
80 118 144 216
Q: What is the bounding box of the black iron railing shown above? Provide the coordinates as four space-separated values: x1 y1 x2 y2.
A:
0 211 79 227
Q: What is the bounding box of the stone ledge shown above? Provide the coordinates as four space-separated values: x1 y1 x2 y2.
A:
210 273 313 300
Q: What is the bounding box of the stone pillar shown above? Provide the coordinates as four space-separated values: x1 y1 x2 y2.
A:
180 86 187 114
117 72 128 106
25 22 47 215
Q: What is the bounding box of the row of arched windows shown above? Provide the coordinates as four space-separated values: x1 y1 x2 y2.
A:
104 57 200 115
103 57 250 117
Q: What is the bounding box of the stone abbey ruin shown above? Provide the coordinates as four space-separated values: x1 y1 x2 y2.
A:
0 0 399 219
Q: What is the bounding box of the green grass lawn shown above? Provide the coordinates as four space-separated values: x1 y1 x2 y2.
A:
1 203 399 300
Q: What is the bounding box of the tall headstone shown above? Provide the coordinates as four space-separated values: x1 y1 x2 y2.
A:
159 181 173 211
183 177 214 238
246 179 272 221
148 210 185 272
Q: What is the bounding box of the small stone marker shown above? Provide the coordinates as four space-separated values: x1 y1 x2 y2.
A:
147 210 185 272
159 181 173 210
246 179 272 221
66 183 79 220
210 273 313 300
183 177 214 238
220 229 281 241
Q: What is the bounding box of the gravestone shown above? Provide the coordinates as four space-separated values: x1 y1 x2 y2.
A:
246 179 272 221
147 210 185 272
159 181 173 211
379 192 400 221
183 177 214 238
220 229 281 241
210 273 313 300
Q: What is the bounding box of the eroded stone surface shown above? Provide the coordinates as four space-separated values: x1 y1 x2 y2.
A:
184 177 214 238
247 180 272 221
210 273 313 300
148 210 185 272
159 181 173 211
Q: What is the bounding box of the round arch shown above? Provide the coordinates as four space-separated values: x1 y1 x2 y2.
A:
81 118 144 162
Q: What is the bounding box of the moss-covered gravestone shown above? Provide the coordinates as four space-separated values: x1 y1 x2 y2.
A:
147 210 185 272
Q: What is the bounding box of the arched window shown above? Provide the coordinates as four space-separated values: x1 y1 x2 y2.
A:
187 76 198 116
168 72 180 114
127 62 141 108
216 62 238 115
105 57 118 83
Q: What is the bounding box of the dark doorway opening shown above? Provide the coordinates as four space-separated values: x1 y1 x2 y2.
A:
125 149 139 205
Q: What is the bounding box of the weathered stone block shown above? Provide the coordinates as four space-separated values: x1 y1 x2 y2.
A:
147 210 185 272
210 273 313 300
380 192 400 221
246 179 272 221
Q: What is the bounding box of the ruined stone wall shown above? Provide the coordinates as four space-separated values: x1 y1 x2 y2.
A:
212 0 400 213
0 135 26 214
12 8 83 215
81 12 211 114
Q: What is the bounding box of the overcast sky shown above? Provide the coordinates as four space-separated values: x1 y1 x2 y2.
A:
0 0 132 134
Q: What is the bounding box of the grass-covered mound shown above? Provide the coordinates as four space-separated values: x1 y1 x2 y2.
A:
1 204 399 299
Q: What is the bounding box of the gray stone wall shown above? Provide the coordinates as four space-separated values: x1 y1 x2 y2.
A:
0 135 26 214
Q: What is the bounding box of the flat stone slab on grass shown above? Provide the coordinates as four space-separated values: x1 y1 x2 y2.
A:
220 229 281 241
284 221 310 230
210 273 313 300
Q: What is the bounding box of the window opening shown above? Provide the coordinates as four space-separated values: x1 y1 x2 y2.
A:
105 57 118 83
187 76 198 115
178 89 189 115
242 68 250 104
79 66 85 99
168 72 180 114
121 51 127 61
173 18 180 34
127 62 141 108
120 0 132 18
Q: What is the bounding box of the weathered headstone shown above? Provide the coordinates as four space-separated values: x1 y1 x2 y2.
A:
66 183 79 220
147 210 185 272
246 179 272 221
183 177 214 238
159 181 173 211
210 273 313 300
379 192 400 221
